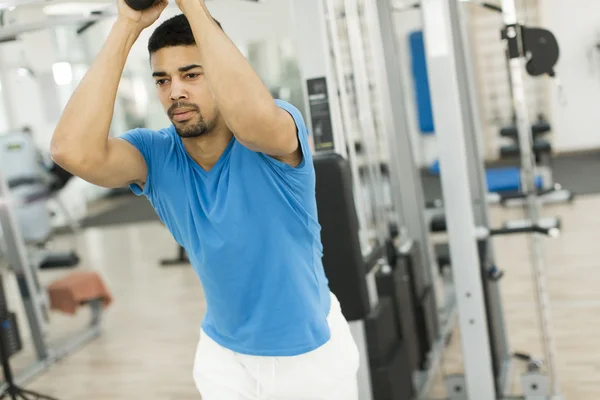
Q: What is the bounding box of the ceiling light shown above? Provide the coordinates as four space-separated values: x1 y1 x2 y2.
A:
52 62 73 86
43 2 109 17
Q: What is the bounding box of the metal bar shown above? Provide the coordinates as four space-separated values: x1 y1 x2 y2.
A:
342 0 389 246
0 172 48 361
0 13 115 41
322 0 370 249
0 0 44 10
453 1 511 392
420 0 496 398
373 0 440 298
501 1 562 398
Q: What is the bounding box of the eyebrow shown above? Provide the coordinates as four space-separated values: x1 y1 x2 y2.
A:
152 64 202 77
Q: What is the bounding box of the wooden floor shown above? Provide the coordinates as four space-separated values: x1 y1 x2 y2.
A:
2 194 599 399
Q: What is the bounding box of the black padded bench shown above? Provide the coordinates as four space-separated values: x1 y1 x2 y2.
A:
500 139 552 161
499 121 551 139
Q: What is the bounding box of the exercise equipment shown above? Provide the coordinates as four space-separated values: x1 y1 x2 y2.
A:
314 153 416 400
416 0 565 398
0 275 57 400
0 136 111 389
501 1 563 396
410 12 574 206
0 133 80 269
124 0 157 11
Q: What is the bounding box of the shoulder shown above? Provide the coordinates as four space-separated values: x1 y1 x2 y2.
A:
119 126 176 149
118 126 179 166
274 100 308 132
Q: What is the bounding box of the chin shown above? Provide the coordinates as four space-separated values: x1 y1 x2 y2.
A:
173 120 208 138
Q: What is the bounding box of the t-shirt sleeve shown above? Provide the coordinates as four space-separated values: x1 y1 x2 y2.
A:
260 99 314 174
118 128 164 197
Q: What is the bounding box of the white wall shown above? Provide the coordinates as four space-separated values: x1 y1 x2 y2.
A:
539 0 600 152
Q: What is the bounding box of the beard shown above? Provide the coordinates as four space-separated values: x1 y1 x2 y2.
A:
168 101 209 138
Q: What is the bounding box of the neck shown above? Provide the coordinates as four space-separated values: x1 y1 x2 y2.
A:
181 122 233 171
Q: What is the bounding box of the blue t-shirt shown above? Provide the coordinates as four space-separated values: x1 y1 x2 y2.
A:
120 100 332 356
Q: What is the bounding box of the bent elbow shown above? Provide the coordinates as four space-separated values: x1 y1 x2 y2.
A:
50 135 101 173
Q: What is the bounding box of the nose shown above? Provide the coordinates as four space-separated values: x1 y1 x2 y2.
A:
169 79 188 101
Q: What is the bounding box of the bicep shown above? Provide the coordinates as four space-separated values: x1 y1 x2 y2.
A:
75 138 148 189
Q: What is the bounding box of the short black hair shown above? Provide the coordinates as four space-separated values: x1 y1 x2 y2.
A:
148 14 223 54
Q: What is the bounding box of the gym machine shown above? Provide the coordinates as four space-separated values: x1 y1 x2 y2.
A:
480 2 575 208
0 273 57 400
293 0 458 398
414 0 564 398
294 0 564 398
405 2 570 234
0 133 80 270
0 135 109 390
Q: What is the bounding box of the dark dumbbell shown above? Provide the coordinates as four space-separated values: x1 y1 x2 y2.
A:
125 0 158 10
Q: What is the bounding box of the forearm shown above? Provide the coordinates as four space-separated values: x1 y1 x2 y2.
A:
185 3 277 137
51 18 141 166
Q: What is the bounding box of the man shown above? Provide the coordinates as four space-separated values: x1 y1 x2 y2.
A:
50 0 360 399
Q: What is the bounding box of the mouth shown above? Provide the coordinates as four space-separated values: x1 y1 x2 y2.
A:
171 110 196 122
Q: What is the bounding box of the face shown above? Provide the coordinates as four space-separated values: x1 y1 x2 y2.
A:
150 45 219 138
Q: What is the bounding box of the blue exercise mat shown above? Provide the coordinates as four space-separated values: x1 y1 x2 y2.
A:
429 160 543 192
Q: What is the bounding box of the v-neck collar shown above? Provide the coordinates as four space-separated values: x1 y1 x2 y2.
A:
173 126 235 175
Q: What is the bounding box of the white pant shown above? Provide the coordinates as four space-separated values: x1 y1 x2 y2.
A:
193 293 360 400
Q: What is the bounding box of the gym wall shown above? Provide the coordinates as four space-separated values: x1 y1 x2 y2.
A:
539 0 600 152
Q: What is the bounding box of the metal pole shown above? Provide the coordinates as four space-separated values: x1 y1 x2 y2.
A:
0 171 48 360
372 0 440 295
421 0 496 398
342 0 389 246
501 1 562 397
322 0 370 249
453 1 511 391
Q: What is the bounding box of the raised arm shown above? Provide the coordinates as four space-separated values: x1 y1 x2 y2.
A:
177 0 301 165
50 0 168 188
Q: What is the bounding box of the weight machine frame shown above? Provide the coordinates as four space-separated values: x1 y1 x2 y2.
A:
395 0 563 398
294 0 563 398
0 169 103 390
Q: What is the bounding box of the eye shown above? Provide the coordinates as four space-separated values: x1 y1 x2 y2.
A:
155 79 169 86
185 73 200 79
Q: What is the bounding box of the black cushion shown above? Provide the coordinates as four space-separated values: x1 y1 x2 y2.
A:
500 139 552 158
370 340 415 400
39 251 80 270
376 260 420 373
365 297 400 365
500 121 551 138
430 214 447 232
314 154 370 321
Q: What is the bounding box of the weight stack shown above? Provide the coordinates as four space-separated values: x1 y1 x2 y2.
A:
375 261 420 374
370 340 415 400
398 240 440 369
398 240 426 297
365 297 400 365
414 285 439 369
366 297 414 400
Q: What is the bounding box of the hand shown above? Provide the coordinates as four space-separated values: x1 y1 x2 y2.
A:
175 0 205 14
117 0 169 31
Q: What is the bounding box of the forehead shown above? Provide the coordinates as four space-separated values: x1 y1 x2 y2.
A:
150 46 201 73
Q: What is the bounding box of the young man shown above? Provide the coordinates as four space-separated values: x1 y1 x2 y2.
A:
50 0 360 398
